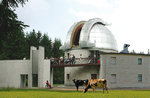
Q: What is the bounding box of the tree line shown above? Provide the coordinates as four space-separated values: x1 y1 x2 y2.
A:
0 0 64 84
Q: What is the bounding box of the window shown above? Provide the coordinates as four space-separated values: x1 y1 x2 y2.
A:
67 74 70 79
110 57 116 65
91 74 97 79
138 58 142 65
111 74 116 83
138 74 142 82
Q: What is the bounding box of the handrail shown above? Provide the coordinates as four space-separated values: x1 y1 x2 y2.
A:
51 63 100 68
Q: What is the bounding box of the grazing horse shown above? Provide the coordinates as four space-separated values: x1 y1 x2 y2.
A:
73 79 89 91
84 79 108 93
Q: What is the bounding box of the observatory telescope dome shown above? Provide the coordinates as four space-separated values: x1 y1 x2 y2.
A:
60 18 118 52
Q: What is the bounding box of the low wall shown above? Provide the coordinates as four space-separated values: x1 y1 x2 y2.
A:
0 60 31 88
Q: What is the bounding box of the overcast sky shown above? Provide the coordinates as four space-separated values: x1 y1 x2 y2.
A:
16 0 150 53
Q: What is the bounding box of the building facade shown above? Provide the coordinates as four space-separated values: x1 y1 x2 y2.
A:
0 46 53 88
61 18 150 88
100 53 150 88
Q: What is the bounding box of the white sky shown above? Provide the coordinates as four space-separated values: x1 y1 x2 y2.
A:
16 0 150 53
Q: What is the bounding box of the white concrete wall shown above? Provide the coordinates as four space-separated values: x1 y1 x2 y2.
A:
43 60 50 87
0 46 51 88
38 46 44 88
0 60 30 88
65 49 90 59
65 66 99 85
29 46 37 88
38 46 50 88
64 49 100 85
101 54 150 88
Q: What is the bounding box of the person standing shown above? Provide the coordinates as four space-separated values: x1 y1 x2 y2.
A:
72 55 76 64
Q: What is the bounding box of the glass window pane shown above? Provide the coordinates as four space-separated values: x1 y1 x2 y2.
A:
138 74 142 82
111 74 116 83
138 58 142 65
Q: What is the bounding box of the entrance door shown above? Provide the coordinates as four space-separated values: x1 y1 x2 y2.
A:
91 74 97 79
20 74 28 88
32 74 38 87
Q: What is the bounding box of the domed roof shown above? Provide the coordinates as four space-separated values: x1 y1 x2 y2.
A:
60 18 118 52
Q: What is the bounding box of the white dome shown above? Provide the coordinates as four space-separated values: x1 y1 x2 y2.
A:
88 23 117 50
60 18 118 52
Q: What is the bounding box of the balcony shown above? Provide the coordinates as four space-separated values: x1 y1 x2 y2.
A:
51 57 100 68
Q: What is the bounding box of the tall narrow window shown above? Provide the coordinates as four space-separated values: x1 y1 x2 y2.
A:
111 74 116 83
67 74 70 79
138 74 142 82
20 74 28 88
138 58 142 65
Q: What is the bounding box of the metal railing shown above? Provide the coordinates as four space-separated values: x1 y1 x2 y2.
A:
50 57 99 66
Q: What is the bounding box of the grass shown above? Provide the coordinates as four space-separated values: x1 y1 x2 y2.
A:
53 84 64 87
0 88 150 98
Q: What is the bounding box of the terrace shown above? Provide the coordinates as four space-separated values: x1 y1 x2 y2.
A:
51 57 100 68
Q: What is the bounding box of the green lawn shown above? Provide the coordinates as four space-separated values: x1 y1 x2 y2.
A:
0 88 150 98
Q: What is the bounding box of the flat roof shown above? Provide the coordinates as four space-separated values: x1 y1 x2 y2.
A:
100 52 150 56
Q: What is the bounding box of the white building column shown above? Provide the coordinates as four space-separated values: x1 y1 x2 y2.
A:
50 68 53 87
99 55 106 79
37 46 51 88
28 46 37 88
38 46 44 88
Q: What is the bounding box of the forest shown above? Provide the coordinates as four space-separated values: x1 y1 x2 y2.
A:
0 0 64 84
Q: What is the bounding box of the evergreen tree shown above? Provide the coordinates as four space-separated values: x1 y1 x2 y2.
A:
26 30 41 48
52 38 64 58
40 33 52 59
0 0 28 59
1 0 28 8
25 30 42 59
53 67 64 84
52 38 64 84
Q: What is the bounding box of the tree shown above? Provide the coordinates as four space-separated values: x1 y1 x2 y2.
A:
0 0 28 59
52 38 64 84
1 0 28 8
26 30 41 48
40 33 52 59
53 67 64 84
25 30 42 59
52 38 64 58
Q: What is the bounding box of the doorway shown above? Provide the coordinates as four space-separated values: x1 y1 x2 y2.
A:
32 74 38 87
91 74 97 79
20 74 28 88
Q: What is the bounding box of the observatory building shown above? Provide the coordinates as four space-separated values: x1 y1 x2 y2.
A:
1 18 150 89
60 18 150 88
